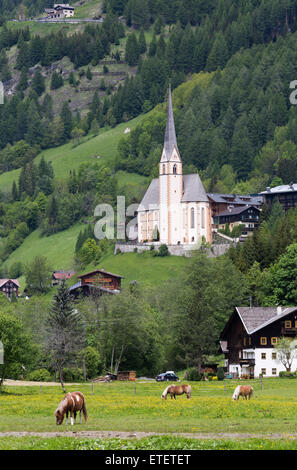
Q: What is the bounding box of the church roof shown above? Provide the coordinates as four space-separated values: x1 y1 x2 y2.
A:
181 174 209 203
138 173 208 211
162 85 179 161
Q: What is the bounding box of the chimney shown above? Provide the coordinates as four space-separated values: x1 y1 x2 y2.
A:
277 306 282 315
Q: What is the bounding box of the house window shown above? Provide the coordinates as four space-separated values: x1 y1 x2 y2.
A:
173 164 177 174
285 320 292 329
272 368 277 375
260 337 267 345
191 208 195 229
271 337 277 345
261 368 266 376
261 353 266 360
272 352 277 360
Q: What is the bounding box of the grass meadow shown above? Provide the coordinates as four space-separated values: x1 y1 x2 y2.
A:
1 377 297 450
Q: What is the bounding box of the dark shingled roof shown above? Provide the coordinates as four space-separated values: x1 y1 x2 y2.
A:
236 306 297 334
217 205 260 217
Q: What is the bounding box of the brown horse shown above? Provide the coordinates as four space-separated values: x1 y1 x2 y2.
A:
232 385 254 401
161 384 192 400
54 391 88 425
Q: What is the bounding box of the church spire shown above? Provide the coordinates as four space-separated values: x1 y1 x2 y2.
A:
163 85 179 160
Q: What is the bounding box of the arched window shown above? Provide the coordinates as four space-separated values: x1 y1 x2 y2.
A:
201 207 205 229
162 164 166 174
173 164 177 174
191 207 195 229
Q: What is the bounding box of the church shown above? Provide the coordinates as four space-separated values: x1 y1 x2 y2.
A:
137 87 212 247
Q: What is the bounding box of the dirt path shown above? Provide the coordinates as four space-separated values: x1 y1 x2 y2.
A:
0 430 296 440
3 380 80 387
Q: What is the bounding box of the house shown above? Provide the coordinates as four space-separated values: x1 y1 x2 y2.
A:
45 4 75 18
137 86 212 247
260 183 297 212
213 205 261 238
69 269 123 297
0 279 20 299
52 270 76 286
220 306 297 378
207 193 263 229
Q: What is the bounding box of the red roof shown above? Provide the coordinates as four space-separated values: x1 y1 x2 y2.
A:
0 279 20 288
53 271 75 280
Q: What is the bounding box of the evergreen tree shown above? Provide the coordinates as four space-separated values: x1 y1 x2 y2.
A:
46 280 84 392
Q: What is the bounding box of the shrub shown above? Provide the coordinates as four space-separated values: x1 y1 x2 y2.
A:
158 244 169 257
27 368 52 382
187 367 201 381
279 371 297 378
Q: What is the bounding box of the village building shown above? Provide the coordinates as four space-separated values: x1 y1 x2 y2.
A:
220 306 297 378
52 270 76 286
137 87 212 247
0 279 19 299
208 193 263 228
69 269 122 298
45 4 75 18
260 183 297 212
213 205 261 238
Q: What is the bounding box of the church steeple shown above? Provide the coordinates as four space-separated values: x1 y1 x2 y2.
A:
161 85 181 163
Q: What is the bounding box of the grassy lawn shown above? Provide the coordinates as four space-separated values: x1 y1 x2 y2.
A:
1 378 297 449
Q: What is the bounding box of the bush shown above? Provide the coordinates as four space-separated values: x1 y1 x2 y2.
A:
279 370 297 378
27 368 52 382
158 244 170 257
187 367 202 381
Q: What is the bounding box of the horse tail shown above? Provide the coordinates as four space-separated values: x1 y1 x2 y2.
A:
82 397 88 422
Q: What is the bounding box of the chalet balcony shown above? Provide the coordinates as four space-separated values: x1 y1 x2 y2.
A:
239 358 255 366
281 327 297 335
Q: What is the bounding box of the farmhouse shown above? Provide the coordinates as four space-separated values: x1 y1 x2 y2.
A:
137 86 212 247
52 270 75 286
220 306 297 378
208 193 263 228
45 4 75 18
69 269 123 297
0 279 19 299
213 205 261 238
260 183 297 212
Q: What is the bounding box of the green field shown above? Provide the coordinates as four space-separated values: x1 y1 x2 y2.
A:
1 378 297 450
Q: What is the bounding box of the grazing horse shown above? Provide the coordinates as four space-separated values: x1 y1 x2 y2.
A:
54 391 88 425
232 385 254 401
161 384 192 400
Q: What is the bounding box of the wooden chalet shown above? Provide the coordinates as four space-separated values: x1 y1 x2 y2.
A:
220 306 297 378
69 269 123 298
0 279 20 299
213 205 261 238
260 183 297 212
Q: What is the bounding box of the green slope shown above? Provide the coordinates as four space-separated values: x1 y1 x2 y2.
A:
0 113 149 193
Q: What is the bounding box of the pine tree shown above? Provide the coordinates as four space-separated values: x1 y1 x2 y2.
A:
46 280 84 392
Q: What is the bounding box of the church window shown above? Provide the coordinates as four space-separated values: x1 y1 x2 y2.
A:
162 164 166 174
173 164 177 174
191 208 195 228
201 207 205 229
